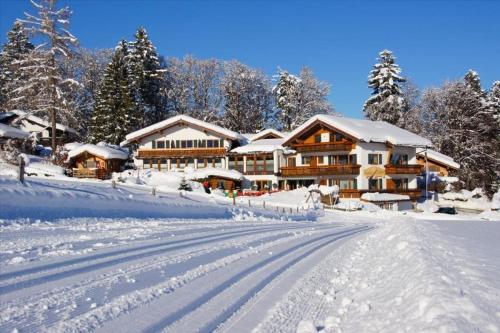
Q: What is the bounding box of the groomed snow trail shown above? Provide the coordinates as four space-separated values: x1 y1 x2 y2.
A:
0 217 371 333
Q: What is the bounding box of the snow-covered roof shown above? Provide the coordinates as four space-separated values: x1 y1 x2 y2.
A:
11 110 78 135
186 167 243 181
63 142 84 151
121 115 239 146
284 114 432 147
230 138 295 154
0 123 30 139
417 149 460 170
361 192 411 202
248 129 286 142
67 143 129 160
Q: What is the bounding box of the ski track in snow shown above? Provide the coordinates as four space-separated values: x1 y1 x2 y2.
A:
0 215 371 333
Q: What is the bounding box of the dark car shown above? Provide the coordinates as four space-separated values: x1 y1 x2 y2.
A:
437 206 457 214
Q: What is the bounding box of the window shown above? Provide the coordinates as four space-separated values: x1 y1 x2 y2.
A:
220 139 224 147
157 140 165 149
213 158 222 168
256 157 265 172
369 179 383 190
170 140 175 148
213 140 219 148
301 156 311 165
368 153 383 165
265 157 274 172
338 155 348 165
187 140 193 148
349 154 357 165
207 140 213 148
165 141 170 149
394 178 409 190
328 155 336 165
287 157 296 167
193 140 198 148
143 159 150 169
197 159 207 169
314 134 322 143
181 140 187 148
331 133 343 142
152 141 156 149
339 179 350 189
199 140 206 148
391 153 408 165
246 157 254 172
176 140 180 149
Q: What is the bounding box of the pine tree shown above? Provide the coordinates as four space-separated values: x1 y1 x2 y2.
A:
0 21 34 113
90 40 138 145
19 0 80 150
489 81 500 126
221 61 273 133
273 70 300 131
128 27 166 126
363 50 406 124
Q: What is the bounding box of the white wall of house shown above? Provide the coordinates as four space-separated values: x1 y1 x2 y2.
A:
136 123 233 150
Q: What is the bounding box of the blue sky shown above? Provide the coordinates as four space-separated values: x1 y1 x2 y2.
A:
1 0 499 118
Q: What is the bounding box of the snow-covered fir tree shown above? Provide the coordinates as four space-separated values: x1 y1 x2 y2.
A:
89 40 138 145
273 67 333 131
18 0 80 150
221 61 273 133
273 70 300 131
363 49 406 124
128 27 166 126
488 81 500 126
417 71 498 196
59 48 113 139
0 21 34 113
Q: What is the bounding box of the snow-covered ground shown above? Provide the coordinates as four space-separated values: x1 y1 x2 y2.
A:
1 174 499 332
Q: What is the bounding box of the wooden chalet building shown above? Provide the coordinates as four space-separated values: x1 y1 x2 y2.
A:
416 149 460 177
0 110 78 146
121 114 433 199
67 143 128 179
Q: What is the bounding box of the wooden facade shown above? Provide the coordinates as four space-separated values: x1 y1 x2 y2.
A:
384 164 422 175
71 152 124 180
280 165 361 177
416 156 454 177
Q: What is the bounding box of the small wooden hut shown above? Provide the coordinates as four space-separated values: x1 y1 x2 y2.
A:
67 143 128 179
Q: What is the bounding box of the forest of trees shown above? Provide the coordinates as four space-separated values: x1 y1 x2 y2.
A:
0 0 333 147
0 1 498 196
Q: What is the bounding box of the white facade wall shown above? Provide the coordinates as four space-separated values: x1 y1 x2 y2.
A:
136 124 232 150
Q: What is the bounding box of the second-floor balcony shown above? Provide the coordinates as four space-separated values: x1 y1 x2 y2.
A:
137 148 226 159
293 142 355 153
384 164 423 175
280 164 361 177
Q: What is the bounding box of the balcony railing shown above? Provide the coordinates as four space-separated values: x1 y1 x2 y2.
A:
293 142 355 153
384 164 423 174
137 148 226 159
244 169 275 176
280 164 361 177
326 189 422 200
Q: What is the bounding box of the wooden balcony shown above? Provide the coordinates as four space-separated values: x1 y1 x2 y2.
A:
244 170 275 176
137 148 226 159
331 189 422 200
293 142 354 153
384 164 423 175
280 164 361 177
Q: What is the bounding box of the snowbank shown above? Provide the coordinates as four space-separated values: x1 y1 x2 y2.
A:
20 154 66 177
186 167 243 181
361 192 410 202
418 149 460 170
